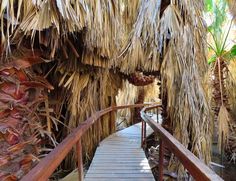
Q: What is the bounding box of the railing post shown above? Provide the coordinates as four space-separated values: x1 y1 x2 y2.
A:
143 121 146 146
141 120 144 147
159 139 164 181
77 139 83 181
156 107 159 123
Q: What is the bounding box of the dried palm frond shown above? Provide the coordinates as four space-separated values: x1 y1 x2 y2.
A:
116 80 138 106
226 60 236 159
117 0 162 74
121 0 141 31
57 62 122 169
218 105 230 152
83 0 123 59
144 80 160 103
0 0 123 64
19 1 60 34
227 0 236 20
118 0 211 177
116 80 138 126
81 53 111 69
116 78 159 128
0 0 214 178
120 0 210 166
210 57 230 153
228 61 236 120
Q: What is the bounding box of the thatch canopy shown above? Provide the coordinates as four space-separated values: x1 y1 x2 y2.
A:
0 0 212 178
122 1 211 175
1 0 123 62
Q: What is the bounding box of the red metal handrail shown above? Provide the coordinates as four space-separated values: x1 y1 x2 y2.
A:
141 105 223 181
21 104 152 181
21 103 222 181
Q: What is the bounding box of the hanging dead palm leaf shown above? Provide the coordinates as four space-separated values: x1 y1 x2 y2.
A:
218 105 230 152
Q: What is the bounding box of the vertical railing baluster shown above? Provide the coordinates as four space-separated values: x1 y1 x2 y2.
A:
157 107 159 123
77 139 83 181
143 121 146 147
159 139 164 181
141 120 144 147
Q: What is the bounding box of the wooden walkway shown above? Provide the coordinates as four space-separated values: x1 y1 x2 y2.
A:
22 104 223 181
62 123 155 181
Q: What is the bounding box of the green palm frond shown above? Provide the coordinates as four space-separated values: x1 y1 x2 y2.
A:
205 0 235 63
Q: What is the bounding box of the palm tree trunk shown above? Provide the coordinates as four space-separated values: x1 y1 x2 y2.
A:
133 87 144 124
212 58 229 116
0 59 53 180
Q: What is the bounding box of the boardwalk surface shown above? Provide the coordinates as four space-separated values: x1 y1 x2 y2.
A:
62 123 155 181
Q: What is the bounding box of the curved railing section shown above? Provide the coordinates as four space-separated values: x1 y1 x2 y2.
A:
21 103 222 181
141 105 223 181
21 104 155 181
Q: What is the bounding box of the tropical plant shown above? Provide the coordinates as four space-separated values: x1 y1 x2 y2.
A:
205 0 236 152
0 0 213 179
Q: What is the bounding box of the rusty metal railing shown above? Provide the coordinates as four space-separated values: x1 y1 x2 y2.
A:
140 105 223 181
21 104 150 181
21 103 222 181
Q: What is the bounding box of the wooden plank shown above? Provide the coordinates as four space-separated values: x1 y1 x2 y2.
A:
95 151 143 153
89 165 151 170
100 140 139 142
106 136 141 139
85 178 155 181
61 123 154 181
21 104 160 181
85 173 154 178
94 152 143 154
86 170 152 174
89 164 150 167
83 123 154 181
89 161 150 166
94 153 144 156
88 167 152 171
96 149 142 151
99 143 140 145
95 149 142 152
97 146 141 149
92 158 146 160
98 144 140 146
92 158 147 161
96 146 141 149
100 141 139 144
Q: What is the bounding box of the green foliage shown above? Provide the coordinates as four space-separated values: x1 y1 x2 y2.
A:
208 54 216 64
205 0 236 63
207 0 227 35
230 45 236 57
205 0 213 11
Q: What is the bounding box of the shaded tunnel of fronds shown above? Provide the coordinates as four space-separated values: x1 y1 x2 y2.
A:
0 0 235 180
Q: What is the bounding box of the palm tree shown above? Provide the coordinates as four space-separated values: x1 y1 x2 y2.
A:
0 0 213 178
121 0 212 176
0 54 53 180
206 0 236 154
